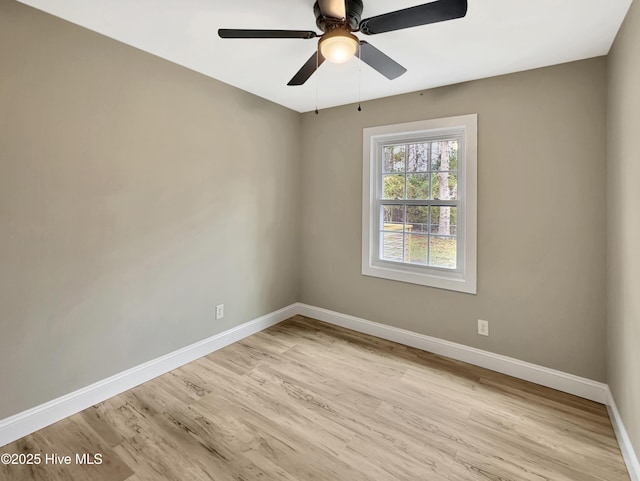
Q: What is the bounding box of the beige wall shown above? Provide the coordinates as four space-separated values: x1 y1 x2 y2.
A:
300 58 608 381
0 0 300 419
607 0 640 461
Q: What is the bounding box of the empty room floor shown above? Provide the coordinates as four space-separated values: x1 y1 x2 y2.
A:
0 316 630 481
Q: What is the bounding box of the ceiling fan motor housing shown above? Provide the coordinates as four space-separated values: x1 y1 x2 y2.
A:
313 0 363 32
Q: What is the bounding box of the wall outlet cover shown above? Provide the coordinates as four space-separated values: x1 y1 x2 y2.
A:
478 319 489 336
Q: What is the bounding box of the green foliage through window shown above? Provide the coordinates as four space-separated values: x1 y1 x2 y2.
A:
380 140 459 269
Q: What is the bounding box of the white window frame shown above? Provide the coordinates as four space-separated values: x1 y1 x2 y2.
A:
362 114 477 294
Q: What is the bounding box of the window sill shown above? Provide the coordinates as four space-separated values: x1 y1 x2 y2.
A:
362 261 477 294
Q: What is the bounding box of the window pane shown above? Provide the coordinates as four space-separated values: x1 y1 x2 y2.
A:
383 145 405 173
449 141 459 170
406 143 429 172
383 174 404 199
431 172 458 200
430 140 458 171
430 236 457 269
382 205 404 230
406 206 428 233
430 141 441 171
430 206 457 236
381 232 403 262
405 234 428 265
406 173 429 200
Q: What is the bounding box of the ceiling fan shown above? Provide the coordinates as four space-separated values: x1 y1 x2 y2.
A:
218 0 468 86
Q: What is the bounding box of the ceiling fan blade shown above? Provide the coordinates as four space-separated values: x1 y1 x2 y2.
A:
317 0 347 19
287 51 326 86
218 29 317 39
359 0 467 35
358 41 406 80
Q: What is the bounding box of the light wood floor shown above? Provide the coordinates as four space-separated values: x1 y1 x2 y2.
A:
1 316 630 481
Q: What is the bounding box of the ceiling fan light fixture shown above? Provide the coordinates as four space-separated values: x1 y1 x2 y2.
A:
319 29 358 64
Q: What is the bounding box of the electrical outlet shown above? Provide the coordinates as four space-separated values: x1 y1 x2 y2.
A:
215 304 224 320
478 319 489 336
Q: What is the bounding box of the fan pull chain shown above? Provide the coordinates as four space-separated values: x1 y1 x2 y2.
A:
357 42 362 112
315 50 319 115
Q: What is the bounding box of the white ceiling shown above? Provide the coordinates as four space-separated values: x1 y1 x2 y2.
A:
18 0 633 113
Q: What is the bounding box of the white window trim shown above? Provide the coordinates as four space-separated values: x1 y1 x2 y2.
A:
362 114 477 294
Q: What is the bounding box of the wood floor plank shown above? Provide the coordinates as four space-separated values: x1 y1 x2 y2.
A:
0 315 630 481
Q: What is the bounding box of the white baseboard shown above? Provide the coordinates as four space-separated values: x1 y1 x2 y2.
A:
0 303 298 448
2 301 636 481
607 388 640 481
295 303 609 404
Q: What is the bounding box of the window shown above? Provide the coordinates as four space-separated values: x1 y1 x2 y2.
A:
362 114 477 294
